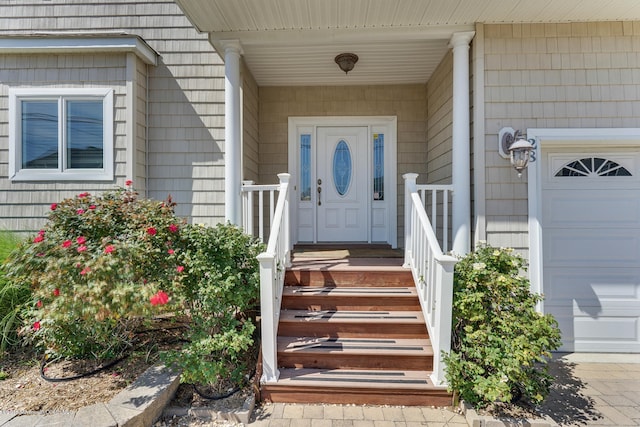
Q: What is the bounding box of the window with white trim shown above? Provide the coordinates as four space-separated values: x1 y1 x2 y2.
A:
9 88 114 181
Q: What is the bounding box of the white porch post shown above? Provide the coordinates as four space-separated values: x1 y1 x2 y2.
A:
403 173 418 268
450 31 475 256
221 40 243 226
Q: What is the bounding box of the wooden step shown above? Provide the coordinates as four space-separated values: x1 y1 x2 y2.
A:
281 286 420 311
278 337 433 371
278 309 428 339
261 368 452 406
285 261 413 287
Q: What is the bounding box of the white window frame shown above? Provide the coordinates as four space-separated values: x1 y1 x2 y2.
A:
9 88 114 181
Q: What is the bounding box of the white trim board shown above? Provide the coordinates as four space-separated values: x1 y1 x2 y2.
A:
0 35 158 65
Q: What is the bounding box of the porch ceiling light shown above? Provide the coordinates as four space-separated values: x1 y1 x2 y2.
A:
334 53 358 74
498 127 535 177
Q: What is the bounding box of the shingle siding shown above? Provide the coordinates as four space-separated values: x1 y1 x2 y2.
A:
426 51 454 185
483 21 640 255
0 0 225 232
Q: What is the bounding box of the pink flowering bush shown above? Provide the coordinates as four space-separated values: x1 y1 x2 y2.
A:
6 184 185 360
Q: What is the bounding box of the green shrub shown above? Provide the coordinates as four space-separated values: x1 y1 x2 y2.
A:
5 184 185 360
0 231 26 354
163 223 264 388
443 244 562 407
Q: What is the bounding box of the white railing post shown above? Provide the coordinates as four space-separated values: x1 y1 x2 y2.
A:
430 258 456 386
403 173 418 268
242 180 254 235
279 173 292 268
256 251 279 383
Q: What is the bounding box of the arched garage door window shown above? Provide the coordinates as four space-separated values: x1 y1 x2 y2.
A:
555 157 632 177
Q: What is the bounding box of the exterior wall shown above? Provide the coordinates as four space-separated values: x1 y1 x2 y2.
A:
134 55 148 194
0 0 224 231
243 60 260 183
426 51 454 185
0 53 129 232
259 84 428 246
483 21 640 254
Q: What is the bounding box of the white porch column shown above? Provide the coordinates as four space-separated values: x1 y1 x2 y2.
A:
221 40 243 225
449 31 475 256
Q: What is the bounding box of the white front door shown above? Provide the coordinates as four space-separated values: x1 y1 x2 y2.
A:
316 126 368 242
290 116 397 247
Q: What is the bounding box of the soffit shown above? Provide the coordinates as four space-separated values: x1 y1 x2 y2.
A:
176 0 640 86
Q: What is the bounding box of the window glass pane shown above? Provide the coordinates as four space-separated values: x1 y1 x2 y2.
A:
373 133 384 200
67 100 103 169
21 101 58 169
333 140 352 196
300 134 311 201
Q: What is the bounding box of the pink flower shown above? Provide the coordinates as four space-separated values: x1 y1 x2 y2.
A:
168 224 179 233
38 230 45 236
36 253 45 257
77 245 87 252
104 245 114 254
50 203 57 211
33 321 41 331
33 235 44 243
36 300 43 308
80 267 90 275
88 205 96 210
176 265 184 273
53 288 60 297
150 290 169 306
77 209 85 215
125 180 133 187
146 227 157 236
76 236 86 245
167 249 175 255
78 192 90 198
62 240 72 248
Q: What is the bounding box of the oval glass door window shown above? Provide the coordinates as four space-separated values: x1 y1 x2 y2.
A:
333 140 352 196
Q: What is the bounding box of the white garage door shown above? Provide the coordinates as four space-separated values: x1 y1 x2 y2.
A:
542 149 640 353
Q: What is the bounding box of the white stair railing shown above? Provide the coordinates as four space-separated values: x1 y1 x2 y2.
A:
416 184 453 253
255 173 291 384
241 180 280 242
403 173 458 387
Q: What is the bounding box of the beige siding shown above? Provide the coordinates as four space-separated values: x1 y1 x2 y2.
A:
0 0 225 231
0 53 128 233
426 51 454 185
259 84 427 246
483 21 640 253
135 56 148 193
243 59 260 183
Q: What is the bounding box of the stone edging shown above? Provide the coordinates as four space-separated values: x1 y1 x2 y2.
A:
0 364 180 427
162 394 256 425
460 402 560 427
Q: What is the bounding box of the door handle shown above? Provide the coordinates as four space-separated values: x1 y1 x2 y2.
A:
317 186 322 206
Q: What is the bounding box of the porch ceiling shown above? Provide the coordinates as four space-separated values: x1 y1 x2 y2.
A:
176 0 640 86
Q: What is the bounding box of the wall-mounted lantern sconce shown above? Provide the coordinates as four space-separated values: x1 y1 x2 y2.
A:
335 53 358 74
498 127 535 177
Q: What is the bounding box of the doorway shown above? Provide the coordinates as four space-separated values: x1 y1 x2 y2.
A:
288 117 397 247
